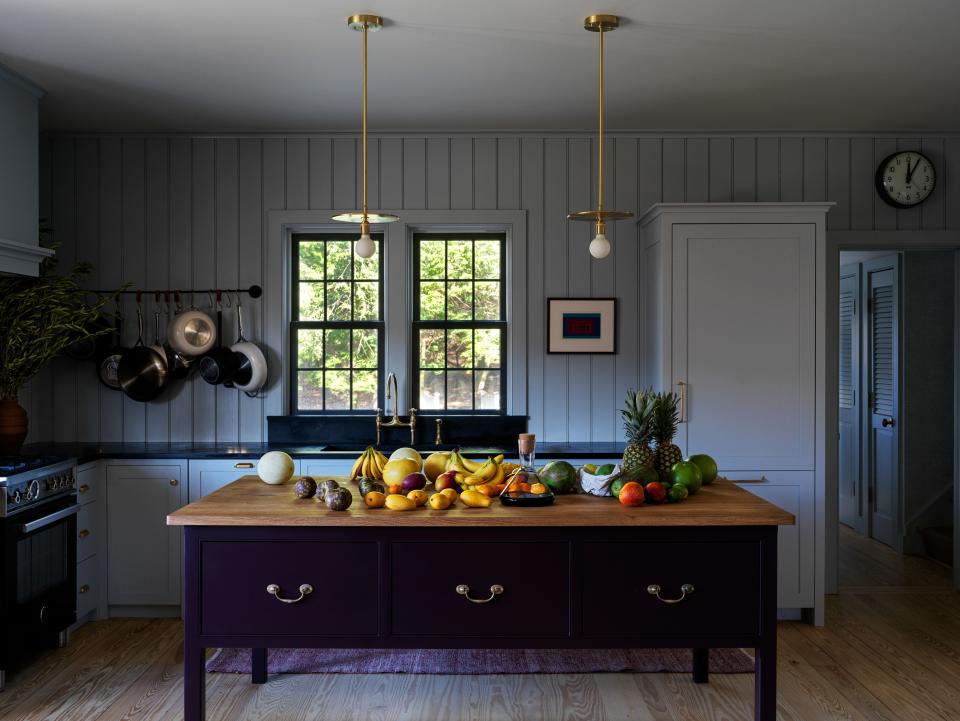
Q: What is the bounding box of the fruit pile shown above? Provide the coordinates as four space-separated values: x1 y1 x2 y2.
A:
614 388 718 507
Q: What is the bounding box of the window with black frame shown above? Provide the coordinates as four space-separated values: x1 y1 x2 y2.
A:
413 234 506 413
290 234 383 413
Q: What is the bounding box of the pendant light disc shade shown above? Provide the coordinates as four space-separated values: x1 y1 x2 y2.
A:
332 211 400 224
584 14 620 31
567 209 634 222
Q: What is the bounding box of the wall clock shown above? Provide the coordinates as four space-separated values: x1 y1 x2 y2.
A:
875 151 936 208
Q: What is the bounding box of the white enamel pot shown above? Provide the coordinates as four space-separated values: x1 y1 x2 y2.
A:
227 304 267 396
166 306 216 356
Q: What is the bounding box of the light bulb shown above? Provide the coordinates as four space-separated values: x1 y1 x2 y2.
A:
355 233 375 258
589 233 610 259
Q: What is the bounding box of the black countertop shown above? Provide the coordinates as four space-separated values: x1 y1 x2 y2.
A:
20 441 627 465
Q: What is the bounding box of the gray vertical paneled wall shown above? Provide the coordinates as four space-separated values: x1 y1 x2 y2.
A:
23 134 960 445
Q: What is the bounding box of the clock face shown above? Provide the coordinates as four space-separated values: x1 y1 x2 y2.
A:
876 151 936 208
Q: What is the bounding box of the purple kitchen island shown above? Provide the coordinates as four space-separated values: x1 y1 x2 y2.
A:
167 476 793 721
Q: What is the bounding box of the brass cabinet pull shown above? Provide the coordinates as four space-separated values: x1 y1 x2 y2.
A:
170 479 178 486
677 381 687 423
456 584 504 603
266 583 313 604
882 417 895 428
647 583 695 604
79 585 90 594
78 484 90 493
78 529 91 539
234 462 254 469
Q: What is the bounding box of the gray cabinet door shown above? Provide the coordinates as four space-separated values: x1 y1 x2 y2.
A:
670 223 816 470
106 464 184 606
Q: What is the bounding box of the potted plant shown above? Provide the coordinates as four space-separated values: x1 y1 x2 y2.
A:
0 258 116 452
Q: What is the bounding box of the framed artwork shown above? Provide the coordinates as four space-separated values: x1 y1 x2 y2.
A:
547 298 617 354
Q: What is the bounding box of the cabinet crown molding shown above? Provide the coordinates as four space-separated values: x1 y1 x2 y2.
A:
637 202 835 227
0 237 55 278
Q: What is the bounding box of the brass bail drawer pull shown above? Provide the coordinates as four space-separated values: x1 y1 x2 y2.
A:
456 584 504 603
647 583 695 604
266 583 313 604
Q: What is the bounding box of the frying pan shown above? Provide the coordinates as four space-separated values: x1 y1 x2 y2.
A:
97 316 127 390
162 292 193 379
199 307 239 385
227 302 268 396
118 306 168 402
166 294 216 356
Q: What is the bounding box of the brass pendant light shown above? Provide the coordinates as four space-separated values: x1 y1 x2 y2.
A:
567 14 633 259
332 14 398 258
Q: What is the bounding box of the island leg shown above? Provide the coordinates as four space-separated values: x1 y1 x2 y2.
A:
252 648 268 684
755 525 778 721
183 635 206 721
692 648 709 683
755 639 776 720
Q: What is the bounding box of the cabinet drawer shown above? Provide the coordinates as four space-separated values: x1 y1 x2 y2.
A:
200 541 379 636
77 502 96 562
391 542 570 637
77 555 97 618
580 541 761 637
76 466 97 505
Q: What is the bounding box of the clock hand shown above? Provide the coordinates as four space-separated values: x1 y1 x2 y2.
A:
906 157 916 184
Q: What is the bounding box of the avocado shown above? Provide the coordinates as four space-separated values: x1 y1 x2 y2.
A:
596 463 616 476
293 477 317 499
325 487 353 511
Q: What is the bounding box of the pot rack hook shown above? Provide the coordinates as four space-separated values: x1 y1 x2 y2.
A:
223 290 232 308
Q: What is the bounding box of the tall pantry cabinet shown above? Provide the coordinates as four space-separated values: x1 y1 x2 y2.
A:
640 203 830 624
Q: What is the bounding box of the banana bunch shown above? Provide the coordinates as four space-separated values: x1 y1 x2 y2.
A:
349 446 389 482
445 449 506 488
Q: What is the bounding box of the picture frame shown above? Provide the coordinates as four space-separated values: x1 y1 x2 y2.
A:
547 298 617 354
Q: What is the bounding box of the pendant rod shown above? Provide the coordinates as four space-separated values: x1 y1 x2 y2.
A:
362 22 368 219
597 25 604 214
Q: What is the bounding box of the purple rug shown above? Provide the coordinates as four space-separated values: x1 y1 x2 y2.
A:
206 647 754 675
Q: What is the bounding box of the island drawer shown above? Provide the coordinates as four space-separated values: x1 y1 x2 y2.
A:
200 541 379 636
580 541 761 637
391 541 570 637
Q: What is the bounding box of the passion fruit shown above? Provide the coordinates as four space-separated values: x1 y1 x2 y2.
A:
293 477 317 499
325 487 353 511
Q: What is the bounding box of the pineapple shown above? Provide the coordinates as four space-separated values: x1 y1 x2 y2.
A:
620 388 656 472
652 391 683 479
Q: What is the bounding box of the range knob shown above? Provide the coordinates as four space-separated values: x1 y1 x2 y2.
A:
13 489 22 504
27 479 40 500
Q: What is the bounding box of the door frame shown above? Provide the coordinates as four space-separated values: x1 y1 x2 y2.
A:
826 230 960 593
838 263 867 535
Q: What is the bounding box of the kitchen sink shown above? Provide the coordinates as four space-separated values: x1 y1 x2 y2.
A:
319 444 506 455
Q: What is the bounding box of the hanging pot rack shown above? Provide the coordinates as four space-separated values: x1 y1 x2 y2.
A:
87 284 262 299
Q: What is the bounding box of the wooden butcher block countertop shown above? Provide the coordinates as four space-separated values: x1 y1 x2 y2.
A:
167 476 795 527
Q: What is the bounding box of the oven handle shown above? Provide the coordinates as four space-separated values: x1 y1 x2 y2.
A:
20 504 81 534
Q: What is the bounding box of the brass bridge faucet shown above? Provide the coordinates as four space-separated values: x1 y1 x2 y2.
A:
375 372 417 446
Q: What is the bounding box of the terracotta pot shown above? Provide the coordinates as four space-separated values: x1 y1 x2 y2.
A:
0 399 28 454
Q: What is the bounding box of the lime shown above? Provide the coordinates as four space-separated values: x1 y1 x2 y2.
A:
671 460 703 495
688 454 718 485
667 483 689 503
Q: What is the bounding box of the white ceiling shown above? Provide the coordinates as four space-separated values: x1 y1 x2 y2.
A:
1 0 959 133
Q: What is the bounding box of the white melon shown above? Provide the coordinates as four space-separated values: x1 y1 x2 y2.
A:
388 447 422 467
257 451 295 484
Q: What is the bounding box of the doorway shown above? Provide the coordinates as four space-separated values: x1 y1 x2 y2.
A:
837 249 955 585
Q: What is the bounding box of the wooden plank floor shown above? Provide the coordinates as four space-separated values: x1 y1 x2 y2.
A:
3 530 956 721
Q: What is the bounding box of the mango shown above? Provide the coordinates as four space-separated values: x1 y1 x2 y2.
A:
385 494 417 511
364 491 386 508
428 492 451 510
459 489 493 508
406 489 429 507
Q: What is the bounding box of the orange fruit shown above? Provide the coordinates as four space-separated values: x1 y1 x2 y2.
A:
476 484 498 498
388 483 403 495
529 483 547 495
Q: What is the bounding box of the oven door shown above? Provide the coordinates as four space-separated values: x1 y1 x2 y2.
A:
2 496 79 654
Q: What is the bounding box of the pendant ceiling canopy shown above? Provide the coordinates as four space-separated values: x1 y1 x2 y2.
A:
567 14 634 259
331 13 398 258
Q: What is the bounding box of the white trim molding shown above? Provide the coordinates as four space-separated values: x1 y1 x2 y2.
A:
0 237 54 277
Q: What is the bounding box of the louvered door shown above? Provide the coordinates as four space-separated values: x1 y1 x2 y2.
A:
838 269 864 532
866 260 899 549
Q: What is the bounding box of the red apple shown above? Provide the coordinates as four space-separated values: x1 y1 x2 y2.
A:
402 472 427 492
644 481 667 504
434 470 460 492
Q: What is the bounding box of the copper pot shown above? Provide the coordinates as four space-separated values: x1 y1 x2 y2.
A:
0 399 28 454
